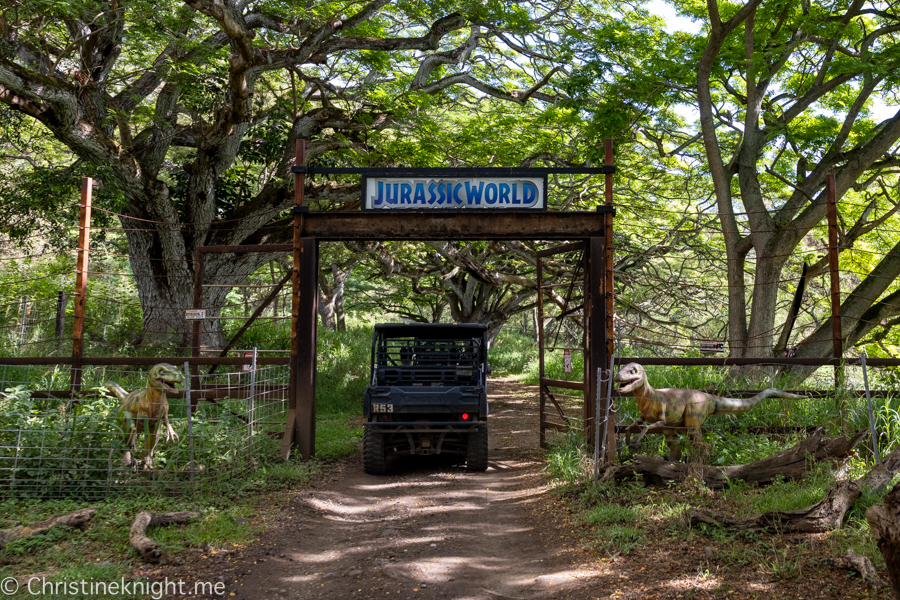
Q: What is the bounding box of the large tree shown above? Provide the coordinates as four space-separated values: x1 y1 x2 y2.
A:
571 0 900 369
0 0 567 348
693 0 900 366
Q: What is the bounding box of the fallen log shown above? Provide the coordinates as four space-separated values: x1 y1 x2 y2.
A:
0 508 95 551
867 482 900 599
820 549 888 590
689 442 900 533
606 428 864 489
129 511 199 563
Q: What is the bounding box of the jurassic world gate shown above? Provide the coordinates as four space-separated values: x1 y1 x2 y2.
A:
194 140 616 463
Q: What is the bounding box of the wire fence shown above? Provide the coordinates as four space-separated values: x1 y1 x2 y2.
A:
0 356 289 500
603 360 900 464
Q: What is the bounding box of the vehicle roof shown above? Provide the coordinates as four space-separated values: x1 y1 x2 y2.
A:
374 323 489 336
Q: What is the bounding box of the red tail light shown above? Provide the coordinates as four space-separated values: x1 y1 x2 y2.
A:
462 413 469 420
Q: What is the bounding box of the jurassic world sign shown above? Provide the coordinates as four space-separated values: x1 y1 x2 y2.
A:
363 176 547 210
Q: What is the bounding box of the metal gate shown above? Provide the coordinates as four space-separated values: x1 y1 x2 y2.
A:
537 242 589 447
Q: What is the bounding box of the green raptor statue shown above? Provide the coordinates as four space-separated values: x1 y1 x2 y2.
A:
104 363 184 469
614 362 803 461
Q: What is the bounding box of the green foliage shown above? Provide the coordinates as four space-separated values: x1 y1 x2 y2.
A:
521 348 584 385
706 431 796 466
315 322 374 415
545 431 589 483
489 326 537 376
0 317 371 500
0 388 129 498
583 503 637 526
592 524 646 555
315 417 364 461
2 524 74 556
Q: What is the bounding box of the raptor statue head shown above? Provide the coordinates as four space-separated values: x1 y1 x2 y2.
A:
613 362 648 396
148 363 184 394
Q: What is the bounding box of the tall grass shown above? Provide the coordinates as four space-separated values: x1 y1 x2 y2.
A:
315 321 374 414
489 326 538 375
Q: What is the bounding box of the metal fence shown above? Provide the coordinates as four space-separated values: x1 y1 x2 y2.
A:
0 355 289 500
600 358 900 463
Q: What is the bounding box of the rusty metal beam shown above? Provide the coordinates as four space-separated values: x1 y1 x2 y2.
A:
71 177 92 395
0 357 290 366
536 241 586 257
611 357 892 366
282 140 319 461
603 139 616 464
541 378 586 391
298 210 612 240
290 238 318 459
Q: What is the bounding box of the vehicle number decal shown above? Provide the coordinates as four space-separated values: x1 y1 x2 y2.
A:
372 403 393 413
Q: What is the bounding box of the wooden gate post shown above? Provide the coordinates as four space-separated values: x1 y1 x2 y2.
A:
282 139 318 460
71 177 92 395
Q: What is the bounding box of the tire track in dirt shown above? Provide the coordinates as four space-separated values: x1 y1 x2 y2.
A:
232 377 603 600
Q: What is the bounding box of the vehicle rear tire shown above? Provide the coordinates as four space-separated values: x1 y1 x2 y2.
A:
466 424 489 472
363 427 387 475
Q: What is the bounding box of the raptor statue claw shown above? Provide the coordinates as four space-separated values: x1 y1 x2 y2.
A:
104 363 184 470
614 362 803 461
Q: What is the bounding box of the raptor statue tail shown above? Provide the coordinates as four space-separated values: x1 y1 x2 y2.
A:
715 388 804 414
103 381 129 402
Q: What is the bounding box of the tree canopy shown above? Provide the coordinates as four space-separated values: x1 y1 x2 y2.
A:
2 0 900 371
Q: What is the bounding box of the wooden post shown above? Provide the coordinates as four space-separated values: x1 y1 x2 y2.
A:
825 174 845 421
282 139 318 460
71 177 92 395
294 238 318 459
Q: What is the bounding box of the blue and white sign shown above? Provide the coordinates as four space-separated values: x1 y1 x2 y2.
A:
363 177 546 210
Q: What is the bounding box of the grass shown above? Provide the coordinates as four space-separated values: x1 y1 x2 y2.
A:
0 455 319 597
0 319 373 592
489 326 538 376
541 360 897 571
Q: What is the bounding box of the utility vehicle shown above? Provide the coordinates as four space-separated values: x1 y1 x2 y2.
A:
362 323 489 474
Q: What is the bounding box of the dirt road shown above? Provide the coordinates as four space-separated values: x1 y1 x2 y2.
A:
239 377 598 600
148 377 885 600
155 377 602 600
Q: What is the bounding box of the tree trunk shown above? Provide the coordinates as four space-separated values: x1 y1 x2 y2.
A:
689 441 900 533
123 220 282 352
129 511 199 563
0 508 95 550
867 483 900 599
820 549 888 590
317 260 353 331
608 428 864 489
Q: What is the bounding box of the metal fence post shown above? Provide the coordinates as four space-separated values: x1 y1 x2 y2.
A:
18 297 29 349
71 177 92 396
595 353 616 481
184 361 194 485
860 351 881 464
248 348 258 458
